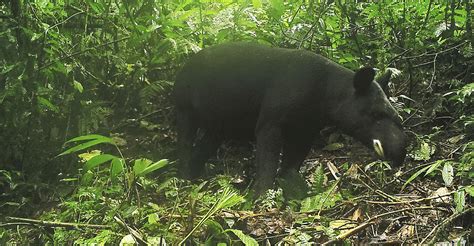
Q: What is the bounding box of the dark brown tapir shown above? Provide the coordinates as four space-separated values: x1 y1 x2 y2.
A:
174 42 407 194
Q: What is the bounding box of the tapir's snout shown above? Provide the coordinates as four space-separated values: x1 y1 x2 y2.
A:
371 125 407 167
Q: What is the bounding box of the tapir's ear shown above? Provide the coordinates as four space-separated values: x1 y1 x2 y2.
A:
353 67 375 92
377 70 392 95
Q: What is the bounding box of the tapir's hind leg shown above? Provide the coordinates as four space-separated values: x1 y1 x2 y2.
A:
176 108 198 179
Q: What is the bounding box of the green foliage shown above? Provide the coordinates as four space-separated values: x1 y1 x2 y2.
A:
1 0 473 244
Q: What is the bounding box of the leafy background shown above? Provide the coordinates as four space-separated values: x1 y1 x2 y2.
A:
0 0 472 244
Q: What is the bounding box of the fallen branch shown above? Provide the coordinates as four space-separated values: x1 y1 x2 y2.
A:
321 206 440 245
4 216 111 230
421 207 474 245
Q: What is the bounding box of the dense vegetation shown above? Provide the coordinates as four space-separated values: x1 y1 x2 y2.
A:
0 0 472 244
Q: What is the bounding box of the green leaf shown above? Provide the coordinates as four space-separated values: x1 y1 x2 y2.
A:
81 170 94 185
441 162 454 186
136 159 169 177
252 0 262 8
147 213 159 225
278 169 309 201
269 0 284 19
110 157 124 180
402 164 432 190
205 219 224 235
73 80 84 93
84 154 116 170
411 140 435 161
312 164 325 193
454 190 465 213
425 160 444 175
133 158 152 176
65 134 113 144
59 138 113 156
225 229 258 246
465 186 474 197
301 190 342 212
37 96 59 113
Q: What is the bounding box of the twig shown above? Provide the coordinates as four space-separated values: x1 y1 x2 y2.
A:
114 216 147 245
5 216 111 229
421 207 474 245
38 36 130 71
364 190 455 205
403 41 469 59
428 53 438 89
321 206 439 245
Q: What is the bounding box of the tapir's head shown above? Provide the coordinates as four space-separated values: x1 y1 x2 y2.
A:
335 67 407 166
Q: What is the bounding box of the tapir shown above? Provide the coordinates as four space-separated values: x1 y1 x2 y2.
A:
174 42 407 194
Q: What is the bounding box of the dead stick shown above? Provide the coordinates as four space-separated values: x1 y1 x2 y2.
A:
321 206 439 245
5 216 111 229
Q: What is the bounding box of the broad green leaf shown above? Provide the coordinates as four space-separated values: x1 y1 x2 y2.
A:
110 157 124 180
205 219 224 235
441 162 454 186
84 154 116 170
59 138 113 156
136 159 169 177
133 158 153 176
78 150 102 162
65 134 113 144
454 190 465 213
225 229 258 246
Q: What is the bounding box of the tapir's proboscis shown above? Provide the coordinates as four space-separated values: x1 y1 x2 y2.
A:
174 42 407 195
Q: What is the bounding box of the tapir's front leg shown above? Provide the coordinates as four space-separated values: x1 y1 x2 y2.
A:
254 122 283 196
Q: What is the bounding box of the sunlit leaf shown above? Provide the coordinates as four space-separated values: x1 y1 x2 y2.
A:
73 80 84 93
65 134 113 144
59 138 114 156
136 159 169 177
454 190 465 213
133 158 152 176
441 162 454 186
84 154 116 170
225 229 258 246
252 0 262 8
465 186 474 197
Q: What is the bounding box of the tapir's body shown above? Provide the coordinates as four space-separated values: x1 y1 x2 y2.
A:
175 42 407 194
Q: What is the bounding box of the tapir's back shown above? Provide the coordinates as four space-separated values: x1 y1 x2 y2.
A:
174 42 350 137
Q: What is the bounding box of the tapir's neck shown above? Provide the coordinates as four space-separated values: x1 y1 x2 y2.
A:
323 67 355 123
